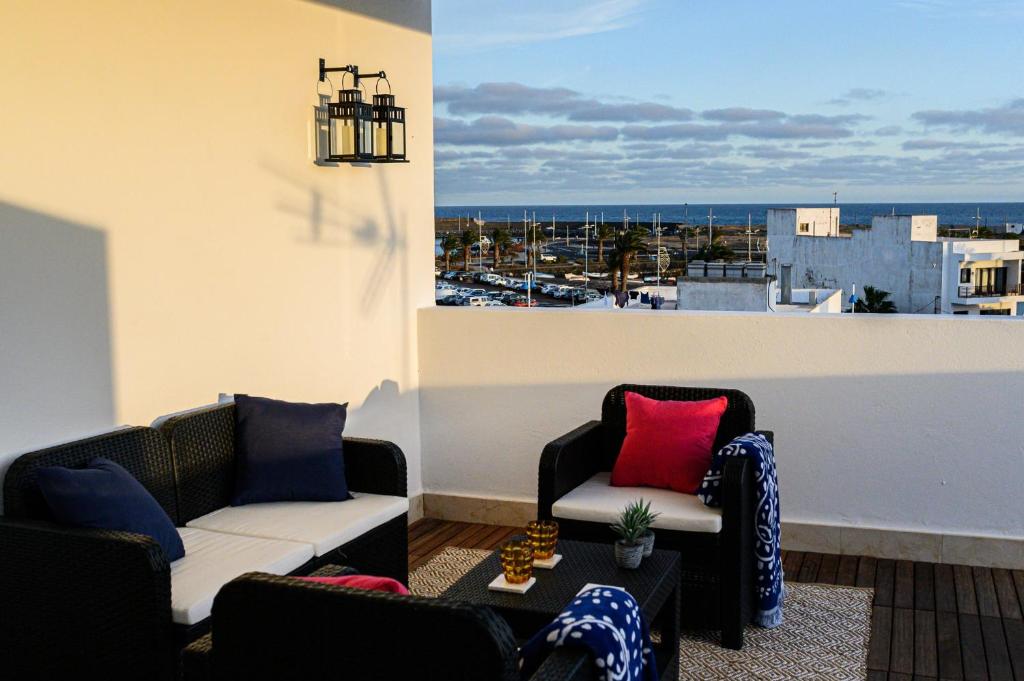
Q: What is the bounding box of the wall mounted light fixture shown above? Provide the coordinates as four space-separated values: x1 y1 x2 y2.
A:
319 59 409 164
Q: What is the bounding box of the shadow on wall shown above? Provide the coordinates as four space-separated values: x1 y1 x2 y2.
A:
0 201 116 508
303 0 432 34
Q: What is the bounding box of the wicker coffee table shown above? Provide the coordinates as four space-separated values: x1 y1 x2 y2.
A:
443 539 680 681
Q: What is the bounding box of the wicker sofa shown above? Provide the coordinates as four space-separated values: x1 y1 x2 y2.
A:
181 571 597 681
0 404 408 680
537 384 773 650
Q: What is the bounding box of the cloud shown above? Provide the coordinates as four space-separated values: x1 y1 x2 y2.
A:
622 114 863 141
436 0 647 52
434 116 618 146
912 99 1024 136
435 82 694 122
740 145 813 160
702 108 786 122
875 125 903 136
829 88 888 106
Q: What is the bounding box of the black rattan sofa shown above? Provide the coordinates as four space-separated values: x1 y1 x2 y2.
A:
181 571 597 681
537 384 773 650
0 405 408 680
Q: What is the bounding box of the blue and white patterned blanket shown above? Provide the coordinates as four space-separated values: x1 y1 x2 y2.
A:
519 584 658 681
697 432 784 627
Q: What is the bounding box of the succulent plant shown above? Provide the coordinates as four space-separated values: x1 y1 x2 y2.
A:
610 498 660 545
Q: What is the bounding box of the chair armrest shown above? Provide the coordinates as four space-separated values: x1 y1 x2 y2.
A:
538 421 606 520
180 633 212 681
0 517 175 680
307 563 359 578
343 437 407 497
757 430 774 445
718 456 756 648
528 647 598 680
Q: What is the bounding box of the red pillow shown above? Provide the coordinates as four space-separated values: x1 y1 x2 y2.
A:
610 392 728 494
294 574 410 595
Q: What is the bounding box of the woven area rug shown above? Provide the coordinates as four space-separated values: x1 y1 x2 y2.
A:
410 547 873 681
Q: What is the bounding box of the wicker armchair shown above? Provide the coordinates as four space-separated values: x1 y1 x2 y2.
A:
537 384 773 650
181 572 597 681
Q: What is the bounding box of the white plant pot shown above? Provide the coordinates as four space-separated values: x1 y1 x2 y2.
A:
614 540 644 569
640 530 655 557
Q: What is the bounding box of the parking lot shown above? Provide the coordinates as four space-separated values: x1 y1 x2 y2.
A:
435 271 604 307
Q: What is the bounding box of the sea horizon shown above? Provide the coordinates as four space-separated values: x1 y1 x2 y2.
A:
436 202 1024 227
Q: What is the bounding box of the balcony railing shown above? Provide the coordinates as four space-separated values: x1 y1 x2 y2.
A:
957 283 1024 298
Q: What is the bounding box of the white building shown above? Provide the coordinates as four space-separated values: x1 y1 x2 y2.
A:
768 208 1024 315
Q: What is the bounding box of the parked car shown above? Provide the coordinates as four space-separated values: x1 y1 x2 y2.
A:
540 283 560 295
539 254 557 263
511 295 539 307
480 300 506 306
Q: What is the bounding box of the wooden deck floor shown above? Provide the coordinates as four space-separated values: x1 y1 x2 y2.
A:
409 519 1024 681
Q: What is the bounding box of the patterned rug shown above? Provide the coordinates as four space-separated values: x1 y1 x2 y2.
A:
410 547 873 681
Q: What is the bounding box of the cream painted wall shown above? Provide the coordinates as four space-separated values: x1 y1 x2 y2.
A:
418 307 1024 540
0 0 434 501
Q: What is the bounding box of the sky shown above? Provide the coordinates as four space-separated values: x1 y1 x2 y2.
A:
431 0 1024 205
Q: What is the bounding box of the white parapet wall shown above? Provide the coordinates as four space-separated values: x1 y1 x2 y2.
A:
418 306 1024 567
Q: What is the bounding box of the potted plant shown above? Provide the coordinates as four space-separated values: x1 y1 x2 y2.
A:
634 499 661 557
610 499 653 569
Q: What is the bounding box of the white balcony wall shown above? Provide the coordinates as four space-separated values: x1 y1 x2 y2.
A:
0 0 435 503
418 307 1024 542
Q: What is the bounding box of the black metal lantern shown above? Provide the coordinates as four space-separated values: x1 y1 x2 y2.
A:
372 93 406 162
327 88 373 162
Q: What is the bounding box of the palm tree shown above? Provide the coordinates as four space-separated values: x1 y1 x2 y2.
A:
440 232 459 272
855 285 897 313
695 237 735 262
459 230 475 271
596 224 614 264
606 248 622 291
490 227 512 268
612 229 646 291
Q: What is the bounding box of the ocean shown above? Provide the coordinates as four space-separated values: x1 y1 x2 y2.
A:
436 203 1024 227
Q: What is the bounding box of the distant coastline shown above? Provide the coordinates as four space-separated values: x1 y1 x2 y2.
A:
436 202 1024 227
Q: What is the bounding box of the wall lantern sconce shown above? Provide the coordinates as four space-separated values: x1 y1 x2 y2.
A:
319 58 408 164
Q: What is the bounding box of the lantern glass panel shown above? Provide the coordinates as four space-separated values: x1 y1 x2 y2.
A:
360 117 374 158
331 117 357 158
391 118 406 158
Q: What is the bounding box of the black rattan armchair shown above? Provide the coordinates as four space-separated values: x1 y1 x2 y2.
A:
181 572 597 681
537 384 773 650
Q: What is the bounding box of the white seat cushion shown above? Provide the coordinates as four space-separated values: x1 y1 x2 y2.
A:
552 472 723 533
185 493 409 556
170 528 314 625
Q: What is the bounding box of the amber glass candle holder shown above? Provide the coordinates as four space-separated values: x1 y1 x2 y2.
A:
526 520 559 560
499 540 534 584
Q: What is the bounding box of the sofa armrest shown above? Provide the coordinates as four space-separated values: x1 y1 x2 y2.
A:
538 421 606 520
0 517 175 680
719 456 756 649
343 437 407 497
757 430 774 445
180 633 212 681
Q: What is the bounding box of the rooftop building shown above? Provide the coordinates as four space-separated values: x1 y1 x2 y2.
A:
768 208 1024 315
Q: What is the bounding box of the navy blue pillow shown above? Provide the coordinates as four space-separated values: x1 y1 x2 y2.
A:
231 394 350 505
34 457 185 562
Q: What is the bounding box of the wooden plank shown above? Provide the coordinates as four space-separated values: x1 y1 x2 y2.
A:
935 564 959 614
798 552 822 583
936 610 964 681
460 523 502 548
469 525 515 550
407 518 443 542
954 565 979 616
866 672 887 681
1014 572 1024 612
817 553 840 585
888 675 912 681
867 605 893 672
914 609 938 678
958 614 987 681
783 551 804 582
895 560 915 609
837 555 859 586
891 607 915 675
980 615 1014 681
857 556 878 588
1002 618 1024 681
992 569 1022 620
407 521 470 555
876 559 896 607
975 567 1002 618
916 562 936 611
481 527 520 550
